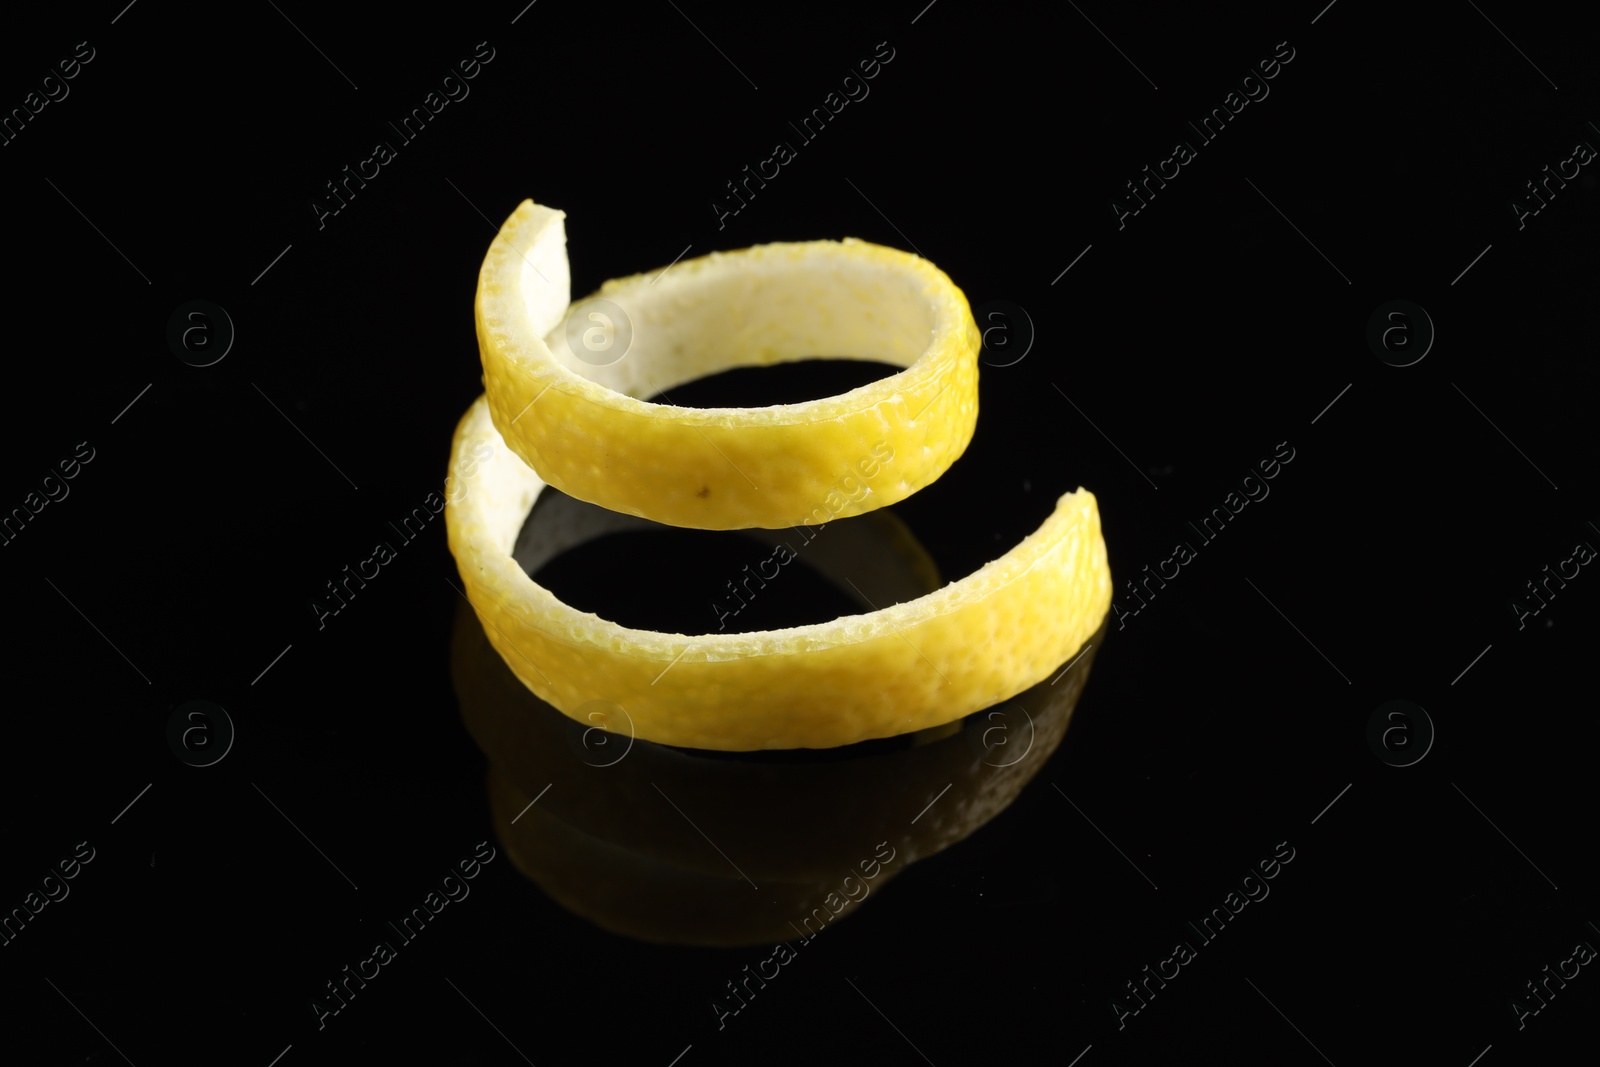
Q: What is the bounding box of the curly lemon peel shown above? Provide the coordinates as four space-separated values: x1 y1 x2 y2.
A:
474 199 981 530
445 395 1112 751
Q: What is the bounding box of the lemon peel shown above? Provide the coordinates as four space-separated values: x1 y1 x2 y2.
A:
444 395 1112 751
474 199 981 530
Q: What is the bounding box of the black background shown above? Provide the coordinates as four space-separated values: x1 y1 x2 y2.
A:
2 1 1597 1064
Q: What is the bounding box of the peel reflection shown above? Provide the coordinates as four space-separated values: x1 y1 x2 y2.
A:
449 490 1107 945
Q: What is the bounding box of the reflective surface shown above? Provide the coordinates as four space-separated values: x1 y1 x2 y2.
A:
10 6 1596 1061
454 474 1107 944
455 590 1106 944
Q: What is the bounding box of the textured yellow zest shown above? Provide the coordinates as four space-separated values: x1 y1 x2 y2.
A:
445 395 1112 751
475 199 980 530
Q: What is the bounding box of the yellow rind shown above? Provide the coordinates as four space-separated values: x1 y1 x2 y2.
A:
445 395 1112 751
475 199 981 531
